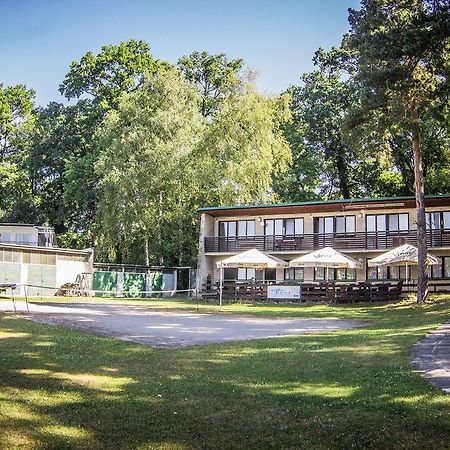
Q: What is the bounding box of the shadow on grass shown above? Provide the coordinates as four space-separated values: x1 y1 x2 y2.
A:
1 298 450 449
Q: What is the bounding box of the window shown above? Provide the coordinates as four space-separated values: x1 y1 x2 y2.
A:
237 268 255 280
428 258 443 278
426 212 442 230
314 267 356 281
223 268 238 280
314 216 356 235
426 211 450 230
284 267 304 281
366 214 409 233
0 233 11 243
15 233 33 244
335 216 356 234
265 218 304 236
238 220 255 237
314 267 326 281
219 221 236 237
416 254 448 278
0 249 22 263
265 268 277 281
219 220 255 237
388 266 407 280
367 265 388 280
444 212 450 229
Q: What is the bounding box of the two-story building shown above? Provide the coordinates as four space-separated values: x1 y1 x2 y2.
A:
197 195 450 292
0 223 93 296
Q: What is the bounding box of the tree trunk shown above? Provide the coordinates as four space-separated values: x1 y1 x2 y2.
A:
411 97 428 303
144 235 150 266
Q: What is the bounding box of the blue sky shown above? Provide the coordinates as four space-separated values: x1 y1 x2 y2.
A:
1 0 360 106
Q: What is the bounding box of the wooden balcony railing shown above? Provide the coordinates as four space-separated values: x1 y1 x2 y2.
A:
204 229 450 253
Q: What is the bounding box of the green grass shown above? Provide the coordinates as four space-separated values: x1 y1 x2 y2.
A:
1 297 450 449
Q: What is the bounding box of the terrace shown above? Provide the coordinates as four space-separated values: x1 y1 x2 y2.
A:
204 228 450 253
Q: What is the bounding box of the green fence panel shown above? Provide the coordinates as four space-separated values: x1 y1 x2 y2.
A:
0 263 21 284
27 265 57 296
149 272 163 294
93 271 118 296
123 273 146 298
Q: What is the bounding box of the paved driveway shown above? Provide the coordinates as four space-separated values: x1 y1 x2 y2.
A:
0 301 365 347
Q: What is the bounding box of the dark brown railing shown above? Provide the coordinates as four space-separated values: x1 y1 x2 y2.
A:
204 229 450 253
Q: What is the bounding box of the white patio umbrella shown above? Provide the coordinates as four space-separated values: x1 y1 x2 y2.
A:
216 249 288 306
289 246 362 281
367 243 439 280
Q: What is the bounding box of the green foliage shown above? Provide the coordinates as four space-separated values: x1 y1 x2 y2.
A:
0 84 36 221
2 298 450 448
178 50 244 117
96 69 204 265
199 83 292 206
59 40 163 109
279 57 360 200
2 24 450 266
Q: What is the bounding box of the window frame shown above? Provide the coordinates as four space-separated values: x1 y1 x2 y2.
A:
264 218 304 236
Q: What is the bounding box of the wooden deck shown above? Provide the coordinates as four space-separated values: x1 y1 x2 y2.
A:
203 281 405 303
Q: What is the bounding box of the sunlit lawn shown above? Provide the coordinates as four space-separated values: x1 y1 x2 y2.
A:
1 296 450 449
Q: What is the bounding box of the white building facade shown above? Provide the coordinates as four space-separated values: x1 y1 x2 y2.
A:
0 224 93 296
197 195 450 293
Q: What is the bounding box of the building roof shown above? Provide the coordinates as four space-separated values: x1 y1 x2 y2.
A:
0 242 92 255
0 223 37 228
199 194 450 217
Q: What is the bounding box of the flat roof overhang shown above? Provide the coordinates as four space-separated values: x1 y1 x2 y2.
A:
199 195 450 218
0 243 93 255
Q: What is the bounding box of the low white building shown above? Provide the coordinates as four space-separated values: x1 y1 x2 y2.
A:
0 224 93 296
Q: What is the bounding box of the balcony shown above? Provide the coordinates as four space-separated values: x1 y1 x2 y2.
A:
204 229 450 253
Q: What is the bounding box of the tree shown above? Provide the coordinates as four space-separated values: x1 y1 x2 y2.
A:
198 82 292 206
96 68 205 266
178 51 244 118
59 39 162 109
0 84 36 221
344 0 450 302
29 100 101 245
277 50 364 201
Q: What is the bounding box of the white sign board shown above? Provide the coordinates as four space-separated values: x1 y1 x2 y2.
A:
268 285 301 300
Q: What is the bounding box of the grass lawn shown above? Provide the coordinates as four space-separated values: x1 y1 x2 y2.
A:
1 297 450 449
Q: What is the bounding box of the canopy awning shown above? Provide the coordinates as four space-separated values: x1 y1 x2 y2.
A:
367 244 439 267
289 246 362 269
217 248 288 269
216 248 288 269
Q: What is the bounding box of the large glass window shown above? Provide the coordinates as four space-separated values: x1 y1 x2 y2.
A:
367 265 388 280
314 216 356 235
15 233 33 244
284 267 304 281
0 232 11 243
426 211 450 230
224 268 238 280
314 267 356 280
366 214 409 233
426 212 442 230
265 268 277 281
237 268 256 280
219 220 254 237
388 266 407 280
444 257 450 278
444 212 450 229
428 258 443 278
265 218 304 236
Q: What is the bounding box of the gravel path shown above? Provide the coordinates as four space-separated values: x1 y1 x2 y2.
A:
411 320 450 394
0 301 365 347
